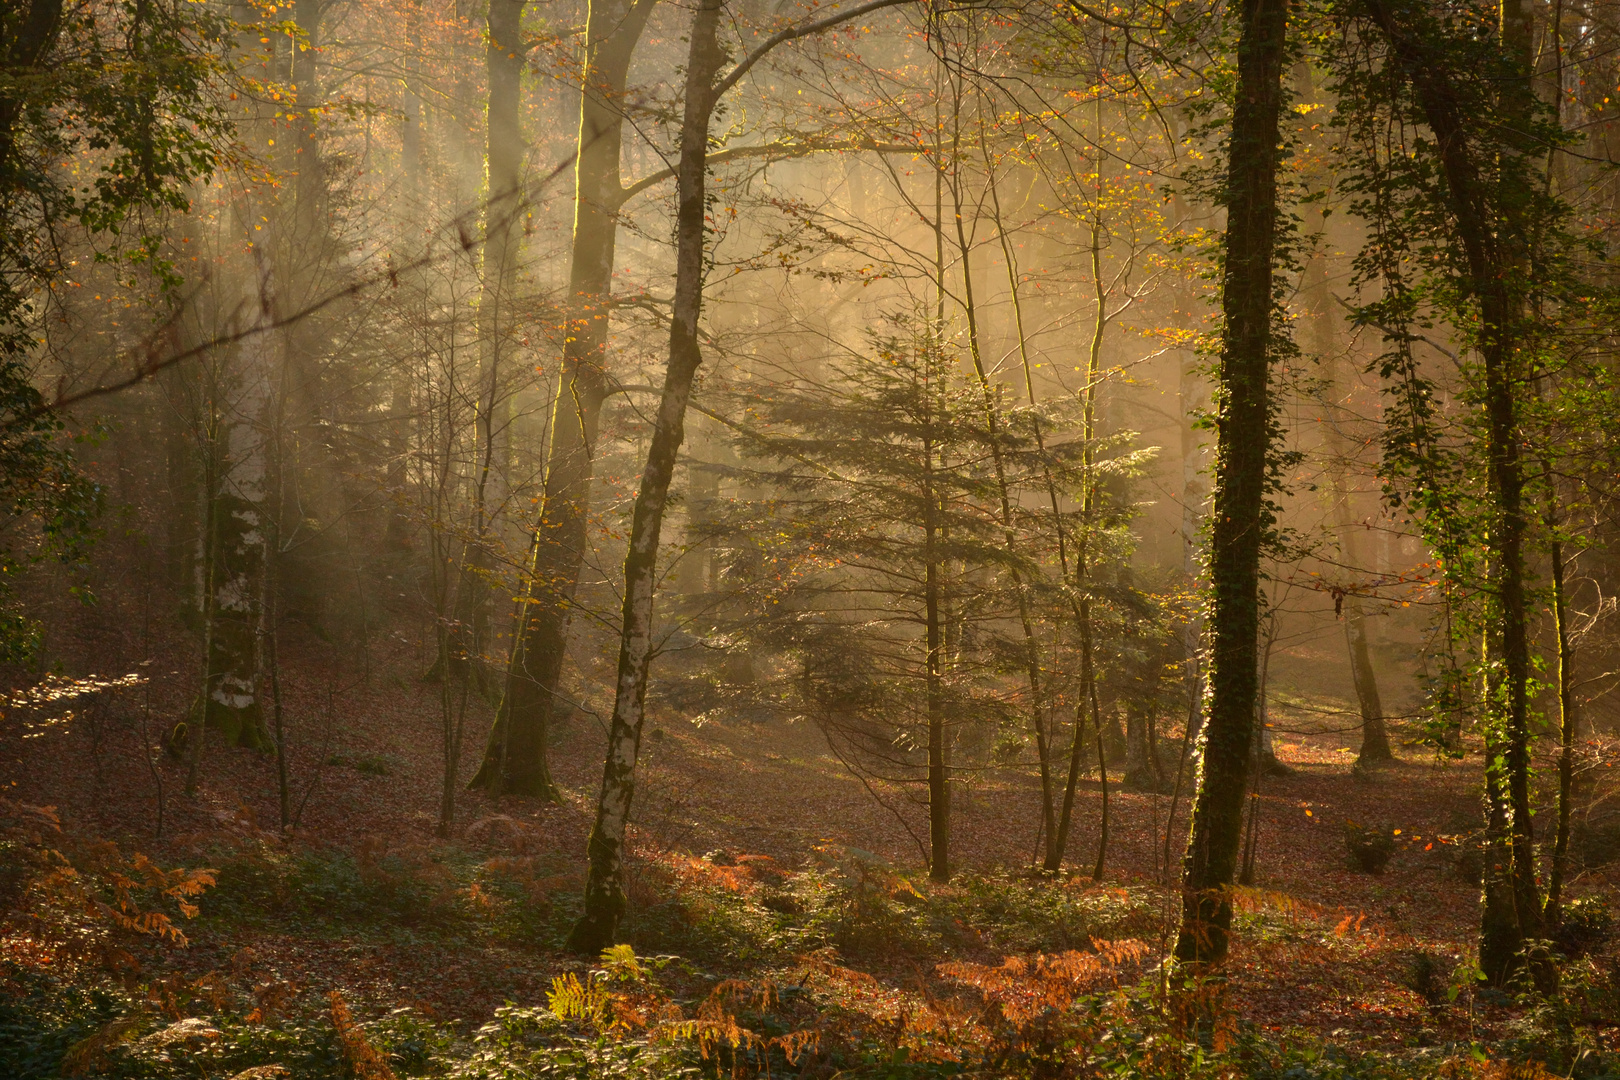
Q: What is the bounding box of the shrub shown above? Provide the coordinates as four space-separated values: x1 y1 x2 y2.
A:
1555 896 1614 958
1344 822 1396 875
1402 951 1448 1008
931 871 1157 955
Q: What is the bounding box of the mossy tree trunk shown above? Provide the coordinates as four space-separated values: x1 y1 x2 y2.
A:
1174 0 1289 968
1359 0 1546 983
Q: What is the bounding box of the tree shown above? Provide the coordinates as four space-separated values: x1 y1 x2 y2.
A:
1342 0 1569 984
470 0 657 800
0 0 228 659
702 322 1019 882
1174 0 1291 968
568 0 917 954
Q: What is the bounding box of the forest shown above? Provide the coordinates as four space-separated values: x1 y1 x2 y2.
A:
2 0 1619 1073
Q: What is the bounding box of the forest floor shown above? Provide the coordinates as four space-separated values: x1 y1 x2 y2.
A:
4 586 1619 1076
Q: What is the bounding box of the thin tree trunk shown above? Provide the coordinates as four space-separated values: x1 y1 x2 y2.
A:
1091 684 1109 881
385 8 424 552
1544 497 1576 924
185 442 218 796
1344 593 1392 762
471 0 656 798
925 428 949 883
1174 0 1289 968
1255 603 1287 775
982 143 1063 865
1053 179 1108 871
565 0 911 951
1303 193 1393 766
267 542 290 833
947 115 1045 873
567 0 725 953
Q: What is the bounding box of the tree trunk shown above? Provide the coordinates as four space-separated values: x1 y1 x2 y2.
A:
1052 177 1109 872
567 0 725 953
1092 684 1109 880
1344 593 1392 762
384 9 425 552
925 437 949 883
204 248 275 751
983 144 1062 867
946 135 1040 876
1256 608 1290 775
1303 194 1393 767
1125 706 1154 791
1359 0 1544 978
471 0 655 798
1173 0 1288 968
565 0 911 953
1544 524 1576 923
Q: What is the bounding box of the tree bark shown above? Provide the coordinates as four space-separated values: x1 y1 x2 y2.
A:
383 11 424 552
204 246 275 751
1173 0 1289 968
983 156 1064 865
1344 593 1392 762
1303 200 1393 766
471 0 656 798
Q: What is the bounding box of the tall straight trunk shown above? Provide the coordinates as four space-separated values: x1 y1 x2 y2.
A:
567 0 725 953
1172 188 1208 749
1304 211 1392 765
924 431 949 882
1054 177 1107 871
1360 0 1545 976
1091 684 1109 880
385 9 424 551
185 439 219 796
476 0 524 531
471 0 656 798
1544 512 1576 923
454 0 525 701
1174 0 1288 968
982 155 1062 864
204 248 275 751
945 118 1046 873
1178 352 1206 742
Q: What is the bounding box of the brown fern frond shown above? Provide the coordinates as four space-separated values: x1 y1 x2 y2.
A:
58 1017 142 1076
330 990 398 1080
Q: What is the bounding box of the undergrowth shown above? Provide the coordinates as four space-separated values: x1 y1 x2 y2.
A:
1 804 1615 1079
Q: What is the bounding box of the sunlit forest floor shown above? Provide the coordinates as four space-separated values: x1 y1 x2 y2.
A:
4 580 1618 1077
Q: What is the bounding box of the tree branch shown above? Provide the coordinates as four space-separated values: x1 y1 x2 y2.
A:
710 0 918 103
